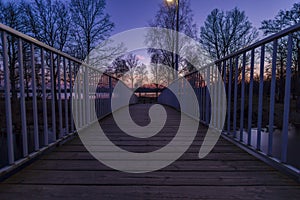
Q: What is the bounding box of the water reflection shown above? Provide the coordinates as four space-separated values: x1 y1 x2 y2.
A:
235 125 300 169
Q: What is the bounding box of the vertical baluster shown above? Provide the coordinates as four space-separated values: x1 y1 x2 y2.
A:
233 56 239 137
93 72 96 121
205 67 210 125
109 76 112 114
101 74 103 117
90 69 93 122
268 40 278 156
63 58 69 134
199 73 203 122
50 52 56 141
196 73 199 120
217 63 222 130
281 34 293 163
222 60 227 134
80 65 84 127
69 60 74 133
18 39 28 156
84 66 90 124
77 65 82 128
90 71 93 122
73 63 78 128
240 53 246 142
100 75 103 116
227 58 233 134
257 45 265 150
41 48 48 146
247 49 255 146
95 73 97 121
30 44 39 151
213 65 217 128
2 32 14 164
96 72 99 119
57 56 63 137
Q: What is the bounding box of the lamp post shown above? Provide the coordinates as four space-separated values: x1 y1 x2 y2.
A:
166 0 179 79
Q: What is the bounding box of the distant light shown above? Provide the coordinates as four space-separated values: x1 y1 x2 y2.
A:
166 0 174 3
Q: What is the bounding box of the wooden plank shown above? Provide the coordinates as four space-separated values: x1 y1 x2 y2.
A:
0 185 300 200
40 152 258 161
4 170 296 186
24 159 274 171
53 144 245 153
0 104 299 200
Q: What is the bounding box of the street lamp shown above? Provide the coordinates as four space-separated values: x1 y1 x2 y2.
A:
165 0 179 79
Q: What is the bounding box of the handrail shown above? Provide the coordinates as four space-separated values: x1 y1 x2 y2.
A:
184 22 300 78
0 23 137 175
159 22 300 178
0 23 117 79
217 22 300 62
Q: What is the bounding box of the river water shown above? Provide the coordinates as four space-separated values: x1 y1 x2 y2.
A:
235 125 300 169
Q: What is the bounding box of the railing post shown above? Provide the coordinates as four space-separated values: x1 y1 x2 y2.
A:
18 38 28 156
30 44 39 151
205 67 210 125
84 66 90 124
57 56 63 137
227 58 233 133
77 65 82 128
63 58 69 134
247 49 255 146
233 56 239 137
109 76 113 113
69 60 74 133
257 44 265 150
41 48 48 146
213 65 217 128
281 34 293 163
50 52 56 141
268 40 278 156
222 60 227 133
240 52 246 142
2 31 14 164
217 63 222 130
199 73 203 122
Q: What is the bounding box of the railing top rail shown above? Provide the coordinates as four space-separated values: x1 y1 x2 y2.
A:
0 23 83 64
184 22 300 78
0 23 118 80
216 22 300 62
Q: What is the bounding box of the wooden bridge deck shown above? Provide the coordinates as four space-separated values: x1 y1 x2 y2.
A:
0 104 299 199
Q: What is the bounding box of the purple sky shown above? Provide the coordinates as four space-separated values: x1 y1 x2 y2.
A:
106 0 299 65
107 0 298 36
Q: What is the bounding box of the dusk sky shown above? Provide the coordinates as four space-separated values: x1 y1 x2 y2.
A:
107 0 298 35
106 0 299 64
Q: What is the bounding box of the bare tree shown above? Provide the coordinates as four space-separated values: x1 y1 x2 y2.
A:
23 0 70 51
200 7 258 60
110 54 143 88
260 3 300 106
0 1 27 101
124 54 140 89
150 54 170 87
135 63 148 86
146 0 198 79
111 57 128 79
69 0 114 61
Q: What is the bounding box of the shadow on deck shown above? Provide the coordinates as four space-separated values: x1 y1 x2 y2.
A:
0 104 299 200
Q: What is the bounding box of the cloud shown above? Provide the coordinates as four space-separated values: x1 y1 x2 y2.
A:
136 54 145 60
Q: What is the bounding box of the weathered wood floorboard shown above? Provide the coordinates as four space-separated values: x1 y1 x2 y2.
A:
0 104 299 200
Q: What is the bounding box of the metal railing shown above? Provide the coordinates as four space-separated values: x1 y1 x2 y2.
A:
0 23 137 174
158 23 300 176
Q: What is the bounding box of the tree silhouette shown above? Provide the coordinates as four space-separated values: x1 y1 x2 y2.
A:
200 7 258 60
146 0 198 80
